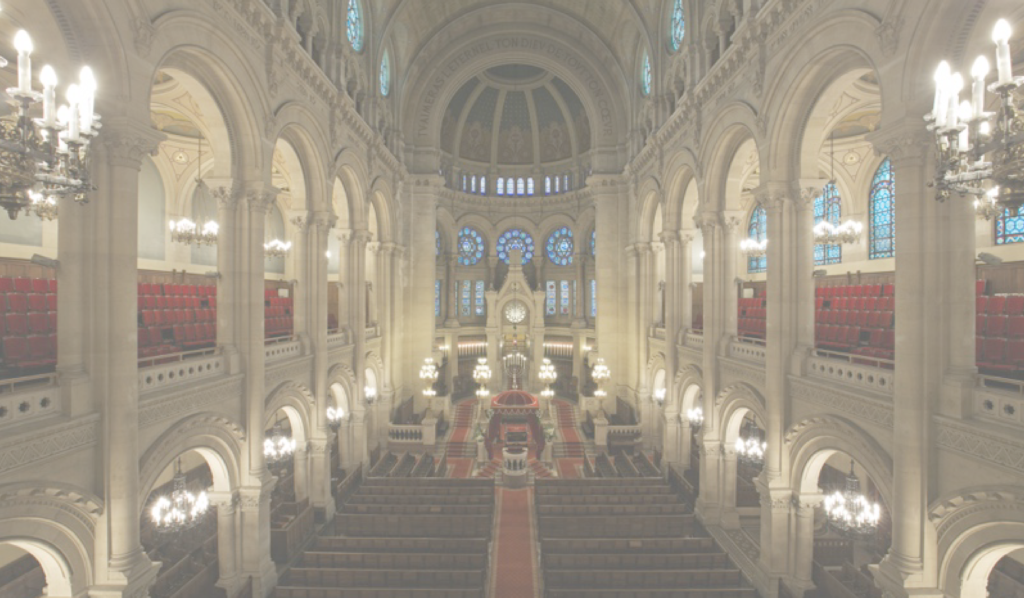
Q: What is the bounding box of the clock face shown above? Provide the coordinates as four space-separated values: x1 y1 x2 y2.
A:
504 301 527 324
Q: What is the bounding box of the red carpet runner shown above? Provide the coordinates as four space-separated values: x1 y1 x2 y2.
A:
445 400 476 478
491 488 538 598
553 399 584 478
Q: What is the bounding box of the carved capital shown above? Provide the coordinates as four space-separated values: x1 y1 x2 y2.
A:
867 125 931 162
314 211 337 234
102 127 164 169
659 230 680 245
247 189 279 214
875 15 904 57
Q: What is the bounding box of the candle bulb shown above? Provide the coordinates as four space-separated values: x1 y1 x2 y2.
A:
40 66 57 128
971 56 989 118
13 30 33 94
993 19 1013 86
66 84 81 142
946 72 964 128
79 67 96 135
56 105 69 152
958 101 972 150
933 61 950 122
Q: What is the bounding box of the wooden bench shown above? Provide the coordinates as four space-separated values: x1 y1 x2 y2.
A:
356 485 491 496
545 589 757 598
273 588 483 598
335 514 492 539
314 537 488 555
347 493 494 506
300 551 488 571
271 498 315 564
537 504 690 517
342 503 493 516
285 567 485 588
536 485 673 496
545 568 744 589
537 514 694 538
543 551 731 570
536 493 680 506
360 478 492 488
541 537 718 555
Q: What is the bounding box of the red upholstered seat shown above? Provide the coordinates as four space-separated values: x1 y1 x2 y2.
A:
0 278 14 292
977 280 987 295
27 294 46 312
981 338 1011 370
987 315 1007 337
31 279 48 293
977 314 987 335
48 279 56 293
883 284 894 296
28 312 49 334
6 313 27 337
3 336 27 365
13 278 32 293
46 294 57 311
1007 340 1024 368
6 293 27 313
48 312 57 332
1008 316 1024 339
1006 295 1024 316
987 296 1006 315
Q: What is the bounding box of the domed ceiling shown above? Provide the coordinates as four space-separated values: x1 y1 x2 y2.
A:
439 65 591 168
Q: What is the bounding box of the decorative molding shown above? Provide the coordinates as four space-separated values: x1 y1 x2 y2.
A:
719 358 766 389
875 15 904 57
0 416 99 475
928 487 1024 538
265 356 314 392
139 375 243 428
788 376 893 429
935 419 1024 475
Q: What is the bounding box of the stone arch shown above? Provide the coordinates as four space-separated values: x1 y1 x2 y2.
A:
328 363 364 420
714 382 766 444
784 415 894 510
364 352 385 392
264 381 316 445
272 105 333 213
671 365 704 417
637 178 664 242
0 483 102 598
663 149 702 231
699 103 763 214
138 413 245 505
931 487 1024 597
329 149 371 229
368 178 397 243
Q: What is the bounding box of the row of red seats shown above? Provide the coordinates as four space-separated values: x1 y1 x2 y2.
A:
266 317 293 337
816 284 894 298
819 296 895 312
977 337 1024 372
3 312 56 336
817 326 895 356
977 295 1024 316
739 298 766 339
268 297 293 307
977 314 1024 339
138 283 216 296
816 310 894 328
2 334 56 369
4 292 57 313
138 324 217 358
738 298 764 309
266 306 290 318
138 295 214 310
141 309 216 326
0 277 56 294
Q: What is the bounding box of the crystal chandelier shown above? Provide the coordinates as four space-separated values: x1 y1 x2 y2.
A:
0 27 100 219
264 238 292 258
364 385 377 405
734 418 767 467
823 460 882 538
169 136 218 245
263 423 296 466
419 357 439 397
687 406 704 432
538 357 557 398
653 387 666 406
591 357 610 398
813 220 864 245
473 357 491 398
927 19 1024 212
326 405 344 431
150 458 210 533
739 238 768 259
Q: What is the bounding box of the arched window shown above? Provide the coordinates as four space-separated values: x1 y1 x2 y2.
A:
868 157 896 259
554 175 560 194
670 0 685 51
527 177 535 196
461 175 467 192
517 177 525 196
566 173 572 190
346 0 363 52
814 182 842 265
435 229 441 256
996 207 1024 245
457 227 485 266
470 176 477 193
497 178 505 196
480 176 487 195
545 176 551 195
641 51 652 96
379 50 390 96
591 230 596 257
546 227 574 266
496 229 535 265
747 205 767 274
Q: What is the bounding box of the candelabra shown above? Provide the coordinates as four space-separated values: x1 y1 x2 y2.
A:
591 357 610 398
739 238 768 259
419 357 439 397
927 19 1024 215
687 406 704 432
326 405 344 431
170 217 219 246
264 238 292 258
734 419 767 468
150 458 209 533
472 357 491 398
263 423 296 466
364 385 377 405
538 357 557 398
813 220 863 245
653 387 666 406
824 460 882 538
0 29 100 219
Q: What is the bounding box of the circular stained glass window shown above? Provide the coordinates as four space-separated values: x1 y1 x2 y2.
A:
457 227 484 266
496 229 535 265
546 227 574 266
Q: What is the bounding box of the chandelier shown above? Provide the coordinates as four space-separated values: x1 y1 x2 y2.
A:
473 357 491 398
170 215 219 246
823 460 882 538
0 28 100 219
927 19 1024 211
591 357 610 398
538 357 557 398
263 423 296 466
813 220 864 245
326 404 344 431
149 458 210 533
419 357 439 397
364 385 377 405
687 406 704 432
264 238 292 258
734 418 766 467
739 238 767 259
653 387 666 406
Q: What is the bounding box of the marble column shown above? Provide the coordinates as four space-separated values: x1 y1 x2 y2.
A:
213 183 242 374
592 177 626 394
446 255 460 327
661 230 681 464
573 249 586 327
290 214 312 348
788 495 823 596
680 232 695 334
55 186 89 415
209 491 241 597
695 213 722 523
406 180 440 394
721 213 742 341
309 212 336 519
334 229 352 334
351 228 370 453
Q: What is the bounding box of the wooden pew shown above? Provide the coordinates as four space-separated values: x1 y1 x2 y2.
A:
537 504 689 517
543 552 732 570
342 503 493 516
541 537 718 555
536 514 694 538
544 568 745 589
300 550 487 571
335 513 492 539
285 567 485 588
313 536 487 555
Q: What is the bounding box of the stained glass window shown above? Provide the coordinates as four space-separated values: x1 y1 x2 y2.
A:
546 227 574 266
545 177 551 195
641 52 652 96
560 280 570 315
470 176 477 193
497 178 505 196
996 206 1024 245
496 229 535 265
747 205 767 274
435 229 441 256
670 0 685 51
457 227 485 266
554 176 560 194
474 280 485 316
379 50 390 96
814 182 842 265
590 279 597 318
346 0 363 52
546 281 556 315
480 176 487 195
460 280 471 317
434 280 441 317
517 178 525 196
868 157 896 259
591 230 596 257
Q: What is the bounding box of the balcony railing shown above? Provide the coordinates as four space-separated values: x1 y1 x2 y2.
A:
975 374 1024 428
684 330 704 350
0 372 60 427
729 336 766 363
265 336 301 362
327 329 349 348
807 349 894 395
139 347 225 393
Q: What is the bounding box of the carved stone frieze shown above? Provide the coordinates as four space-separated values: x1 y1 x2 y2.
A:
788 377 893 428
0 416 99 475
935 419 1024 475
139 376 244 428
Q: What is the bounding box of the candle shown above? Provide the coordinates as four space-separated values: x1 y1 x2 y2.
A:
945 72 964 128
933 61 950 121
958 101 972 150
971 56 989 117
66 84 80 142
13 30 32 94
79 67 96 135
40 65 57 127
993 19 1013 86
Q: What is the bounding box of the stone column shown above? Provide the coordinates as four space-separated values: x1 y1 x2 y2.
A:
794 186 822 352
573 249 586 326
406 180 440 395
721 213 742 341
56 188 89 415
720 445 740 529
695 213 722 523
446 255 460 326
379 242 397 393
309 212 336 519
789 495 822 596
680 232 695 333
289 214 312 347
213 183 242 374
351 228 370 454
636 242 653 394
209 491 240 597
592 177 626 393
92 124 163 597
661 230 681 464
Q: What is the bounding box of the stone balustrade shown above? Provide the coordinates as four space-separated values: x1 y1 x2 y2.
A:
265 337 302 362
0 373 60 428
138 349 225 393
729 336 766 364
974 375 1024 428
807 349 894 395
